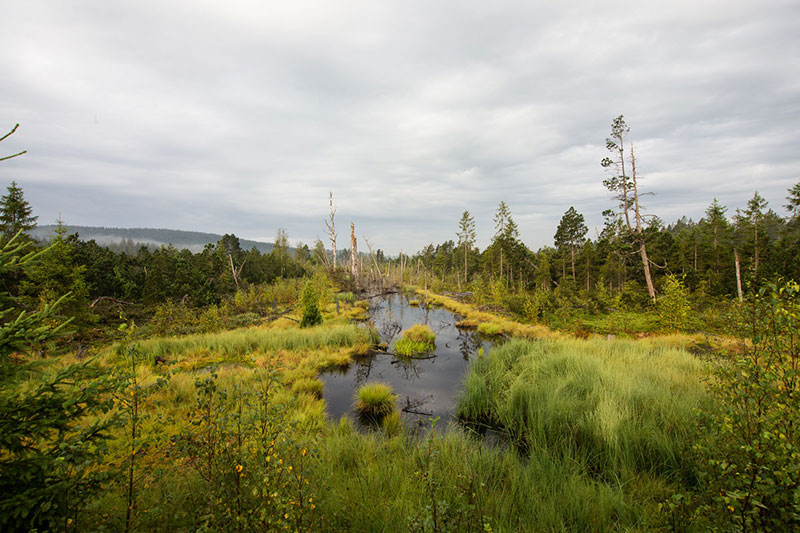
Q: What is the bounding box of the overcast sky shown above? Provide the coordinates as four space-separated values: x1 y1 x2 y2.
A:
1 0 798 254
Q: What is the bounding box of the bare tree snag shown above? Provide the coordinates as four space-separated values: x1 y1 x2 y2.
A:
734 249 743 303
630 145 656 302
350 221 359 283
324 192 337 269
228 253 245 289
363 236 384 290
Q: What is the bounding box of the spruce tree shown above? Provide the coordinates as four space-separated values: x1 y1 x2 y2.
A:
0 181 38 242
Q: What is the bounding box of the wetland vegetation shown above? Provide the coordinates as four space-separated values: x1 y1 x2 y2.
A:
2 120 800 530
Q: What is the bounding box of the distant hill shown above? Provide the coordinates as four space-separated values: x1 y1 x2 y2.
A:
31 225 275 254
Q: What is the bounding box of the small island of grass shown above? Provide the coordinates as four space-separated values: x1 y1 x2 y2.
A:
394 324 436 357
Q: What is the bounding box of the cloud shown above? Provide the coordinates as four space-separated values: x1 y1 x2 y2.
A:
1 0 797 254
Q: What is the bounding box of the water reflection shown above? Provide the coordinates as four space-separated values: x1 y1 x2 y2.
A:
320 292 491 431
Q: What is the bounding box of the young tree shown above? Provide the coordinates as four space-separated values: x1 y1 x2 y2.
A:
0 181 37 242
492 201 519 281
553 206 588 282
272 228 290 277
0 234 116 531
601 115 656 301
456 211 476 283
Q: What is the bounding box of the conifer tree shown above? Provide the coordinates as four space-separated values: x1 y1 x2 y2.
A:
456 211 476 283
0 181 37 242
554 206 588 282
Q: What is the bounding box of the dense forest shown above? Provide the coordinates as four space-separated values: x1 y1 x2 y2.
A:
2 118 799 531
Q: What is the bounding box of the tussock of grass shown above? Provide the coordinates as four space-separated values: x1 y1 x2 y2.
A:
458 338 708 483
355 382 397 418
394 324 436 357
291 377 324 398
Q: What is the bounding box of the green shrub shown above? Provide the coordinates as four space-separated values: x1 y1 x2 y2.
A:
657 275 691 331
675 280 800 530
299 280 323 328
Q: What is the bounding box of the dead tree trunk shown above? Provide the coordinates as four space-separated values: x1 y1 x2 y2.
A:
363 236 384 291
630 146 656 302
734 249 743 303
325 192 337 269
350 221 359 287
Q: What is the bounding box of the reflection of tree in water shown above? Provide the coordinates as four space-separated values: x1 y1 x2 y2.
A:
352 358 374 388
458 330 483 360
391 357 424 380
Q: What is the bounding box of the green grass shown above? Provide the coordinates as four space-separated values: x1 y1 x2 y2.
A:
113 323 377 364
355 382 397 418
311 420 640 531
458 337 708 494
394 324 436 356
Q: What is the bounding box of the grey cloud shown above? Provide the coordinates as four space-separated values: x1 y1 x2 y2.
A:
1 0 797 255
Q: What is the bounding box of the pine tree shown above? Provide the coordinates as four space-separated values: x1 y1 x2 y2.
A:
601 116 656 301
0 181 37 242
492 201 519 281
456 211 476 283
554 206 588 282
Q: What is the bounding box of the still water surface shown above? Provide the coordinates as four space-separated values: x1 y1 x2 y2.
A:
320 293 491 430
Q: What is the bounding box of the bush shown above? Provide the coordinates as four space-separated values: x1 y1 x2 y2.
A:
299 280 322 328
675 280 800 530
657 275 691 331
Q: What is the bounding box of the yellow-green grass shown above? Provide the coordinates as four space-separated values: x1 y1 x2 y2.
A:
355 382 397 418
458 337 708 485
110 323 377 365
394 324 436 357
415 289 563 340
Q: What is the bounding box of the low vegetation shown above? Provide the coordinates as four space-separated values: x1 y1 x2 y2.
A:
354 382 397 419
394 323 436 357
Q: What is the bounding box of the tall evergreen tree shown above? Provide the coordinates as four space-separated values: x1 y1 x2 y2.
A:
492 201 519 280
0 181 37 242
456 211 476 283
554 206 588 282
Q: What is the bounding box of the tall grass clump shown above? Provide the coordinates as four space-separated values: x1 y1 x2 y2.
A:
394 324 436 357
355 382 397 419
114 324 377 364
458 337 707 497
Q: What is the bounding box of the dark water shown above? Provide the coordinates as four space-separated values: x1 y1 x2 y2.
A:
320 292 491 430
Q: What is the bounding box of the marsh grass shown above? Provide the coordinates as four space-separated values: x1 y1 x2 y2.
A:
416 289 562 340
355 382 397 419
111 323 376 365
394 324 436 357
312 420 642 531
458 338 707 486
